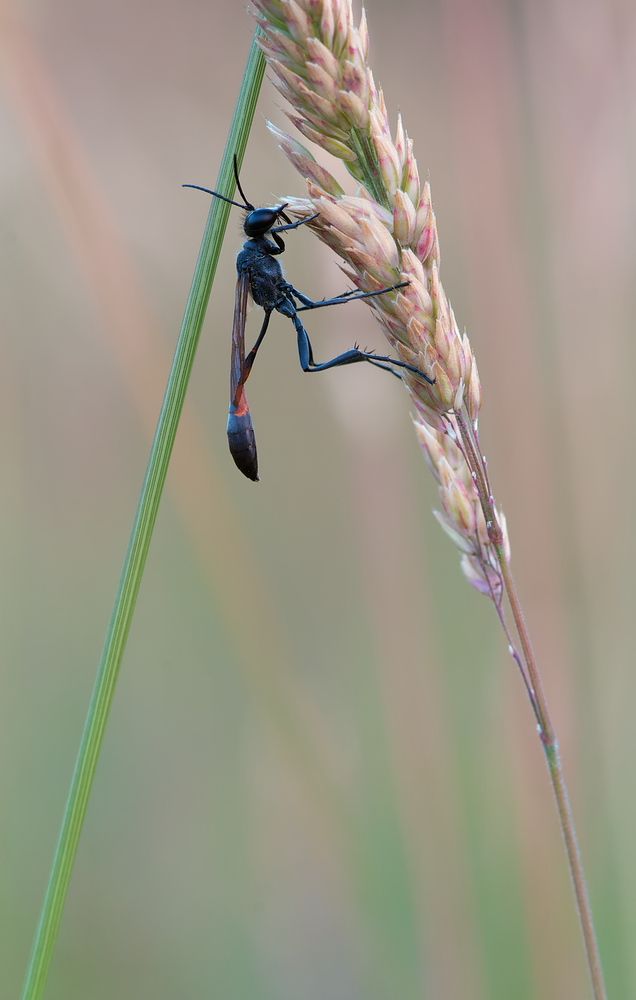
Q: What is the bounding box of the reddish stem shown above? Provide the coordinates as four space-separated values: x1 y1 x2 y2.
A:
454 408 607 1000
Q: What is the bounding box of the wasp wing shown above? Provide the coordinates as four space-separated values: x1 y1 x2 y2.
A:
229 271 249 406
227 272 259 481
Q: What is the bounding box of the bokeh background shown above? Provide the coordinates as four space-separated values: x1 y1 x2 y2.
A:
1 0 634 997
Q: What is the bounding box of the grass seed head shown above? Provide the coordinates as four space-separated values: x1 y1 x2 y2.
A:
253 0 507 587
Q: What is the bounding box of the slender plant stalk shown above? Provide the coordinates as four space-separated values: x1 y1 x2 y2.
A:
248 1 607 996
19 29 266 1000
454 408 607 999
497 553 606 995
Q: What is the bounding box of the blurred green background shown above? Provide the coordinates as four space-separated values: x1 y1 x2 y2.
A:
1 0 634 997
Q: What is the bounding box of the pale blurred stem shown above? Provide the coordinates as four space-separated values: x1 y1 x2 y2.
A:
19 28 266 1000
454 409 607 1000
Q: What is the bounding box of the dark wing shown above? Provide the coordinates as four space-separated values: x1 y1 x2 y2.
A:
227 272 259 481
230 271 250 407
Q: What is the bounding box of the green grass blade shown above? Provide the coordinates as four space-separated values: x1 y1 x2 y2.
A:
19 28 266 1000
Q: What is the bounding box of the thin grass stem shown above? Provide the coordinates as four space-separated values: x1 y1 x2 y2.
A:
19 27 266 1000
496 553 607 1000
453 409 607 1000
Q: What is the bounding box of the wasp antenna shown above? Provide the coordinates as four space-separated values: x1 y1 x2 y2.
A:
232 154 254 211
182 184 247 210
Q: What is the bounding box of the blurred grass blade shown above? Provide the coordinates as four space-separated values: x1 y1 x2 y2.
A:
19 29 266 1000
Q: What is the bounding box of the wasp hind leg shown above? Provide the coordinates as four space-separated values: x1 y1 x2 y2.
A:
291 312 434 384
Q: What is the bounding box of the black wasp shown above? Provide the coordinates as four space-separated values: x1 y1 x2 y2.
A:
185 156 434 482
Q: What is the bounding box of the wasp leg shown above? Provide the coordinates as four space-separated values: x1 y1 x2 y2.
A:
292 281 409 311
270 213 320 235
243 309 273 381
288 310 435 385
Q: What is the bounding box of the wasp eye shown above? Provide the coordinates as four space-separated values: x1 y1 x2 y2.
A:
244 207 279 237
